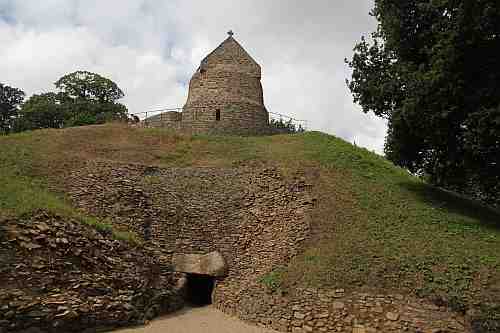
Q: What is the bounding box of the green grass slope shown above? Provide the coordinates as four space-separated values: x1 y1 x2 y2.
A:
0 124 499 319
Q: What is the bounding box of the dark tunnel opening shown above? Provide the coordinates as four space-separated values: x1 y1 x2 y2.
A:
185 274 215 306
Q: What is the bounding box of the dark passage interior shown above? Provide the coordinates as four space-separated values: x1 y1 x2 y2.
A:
185 274 215 306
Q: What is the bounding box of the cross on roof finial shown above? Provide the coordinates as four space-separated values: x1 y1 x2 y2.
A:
227 30 234 37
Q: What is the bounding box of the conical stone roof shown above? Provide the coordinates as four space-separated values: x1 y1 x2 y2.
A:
199 36 260 76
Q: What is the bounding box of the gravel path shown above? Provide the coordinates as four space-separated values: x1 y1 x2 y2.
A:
115 306 279 333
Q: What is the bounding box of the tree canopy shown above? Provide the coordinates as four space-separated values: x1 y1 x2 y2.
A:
0 83 25 134
55 71 124 103
15 71 128 132
15 93 68 131
346 0 500 206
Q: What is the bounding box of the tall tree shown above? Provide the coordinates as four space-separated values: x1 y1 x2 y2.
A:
16 93 67 131
0 83 25 134
55 71 124 103
54 71 128 124
17 71 128 132
346 0 500 206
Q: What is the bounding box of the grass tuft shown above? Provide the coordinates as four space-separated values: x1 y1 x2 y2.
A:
260 267 286 293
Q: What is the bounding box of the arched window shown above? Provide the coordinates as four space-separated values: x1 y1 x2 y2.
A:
215 109 221 121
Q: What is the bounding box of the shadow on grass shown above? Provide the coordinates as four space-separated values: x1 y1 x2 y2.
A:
399 181 500 230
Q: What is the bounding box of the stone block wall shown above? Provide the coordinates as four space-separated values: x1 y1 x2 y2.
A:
182 36 269 135
139 36 272 135
0 211 184 333
65 161 470 333
227 287 468 333
182 103 269 135
143 111 182 130
65 162 314 315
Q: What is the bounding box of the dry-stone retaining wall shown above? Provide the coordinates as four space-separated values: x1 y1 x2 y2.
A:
228 287 468 333
65 160 313 306
0 211 183 333
65 161 470 333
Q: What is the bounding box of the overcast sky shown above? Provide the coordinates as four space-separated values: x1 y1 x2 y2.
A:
0 0 387 153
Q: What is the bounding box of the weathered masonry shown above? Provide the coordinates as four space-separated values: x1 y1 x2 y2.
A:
182 31 269 135
149 31 270 135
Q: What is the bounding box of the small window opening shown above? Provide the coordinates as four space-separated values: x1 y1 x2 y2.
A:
185 274 215 306
215 109 221 121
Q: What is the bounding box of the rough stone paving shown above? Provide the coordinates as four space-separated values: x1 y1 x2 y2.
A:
0 211 183 333
63 161 472 333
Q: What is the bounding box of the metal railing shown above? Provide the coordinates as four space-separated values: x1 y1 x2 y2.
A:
268 111 308 132
130 108 182 120
129 106 308 131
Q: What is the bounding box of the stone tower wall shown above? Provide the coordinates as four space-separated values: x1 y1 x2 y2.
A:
182 37 269 135
144 111 182 130
181 104 268 135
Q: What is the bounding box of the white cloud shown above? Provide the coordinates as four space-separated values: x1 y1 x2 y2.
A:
0 0 387 153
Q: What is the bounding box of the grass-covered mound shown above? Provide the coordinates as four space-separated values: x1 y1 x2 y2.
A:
0 124 499 325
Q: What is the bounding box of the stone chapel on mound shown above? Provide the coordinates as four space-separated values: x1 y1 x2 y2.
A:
148 31 270 135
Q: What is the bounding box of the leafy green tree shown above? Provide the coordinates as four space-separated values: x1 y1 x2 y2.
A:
62 99 128 127
346 0 500 206
0 83 25 134
16 93 67 131
55 71 124 103
55 71 128 125
16 71 128 132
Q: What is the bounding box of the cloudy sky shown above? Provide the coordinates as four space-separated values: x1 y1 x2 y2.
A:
0 0 387 153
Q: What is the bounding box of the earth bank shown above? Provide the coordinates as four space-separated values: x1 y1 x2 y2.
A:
1 125 498 332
